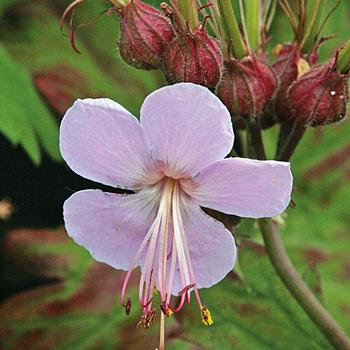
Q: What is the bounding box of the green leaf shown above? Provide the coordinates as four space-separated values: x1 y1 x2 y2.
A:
1 1 161 117
0 228 192 350
0 44 60 164
178 240 330 350
0 0 21 14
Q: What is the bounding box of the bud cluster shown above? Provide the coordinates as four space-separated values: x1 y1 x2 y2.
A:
114 0 349 129
114 0 222 88
61 0 350 130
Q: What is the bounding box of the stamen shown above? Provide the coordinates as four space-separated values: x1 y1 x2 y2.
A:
172 183 191 302
142 269 154 310
165 229 177 307
178 283 196 296
124 178 211 335
141 297 153 308
121 214 161 306
201 307 213 326
171 293 186 313
173 182 204 309
139 225 160 306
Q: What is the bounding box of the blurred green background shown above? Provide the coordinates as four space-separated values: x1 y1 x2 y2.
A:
0 0 350 349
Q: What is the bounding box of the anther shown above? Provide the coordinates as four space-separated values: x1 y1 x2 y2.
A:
160 302 173 317
123 297 132 316
201 307 213 326
137 309 156 329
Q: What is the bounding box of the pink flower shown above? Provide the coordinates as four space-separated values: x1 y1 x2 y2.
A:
60 83 292 326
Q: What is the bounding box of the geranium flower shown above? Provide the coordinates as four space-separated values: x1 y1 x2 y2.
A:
60 83 292 328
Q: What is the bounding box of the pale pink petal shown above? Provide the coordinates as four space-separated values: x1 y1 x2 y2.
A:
63 186 161 270
60 98 159 190
140 83 234 178
185 158 293 218
171 196 237 292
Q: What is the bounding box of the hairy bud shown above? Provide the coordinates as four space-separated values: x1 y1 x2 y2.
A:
287 58 349 126
162 28 222 88
272 44 302 121
216 56 277 124
118 0 175 69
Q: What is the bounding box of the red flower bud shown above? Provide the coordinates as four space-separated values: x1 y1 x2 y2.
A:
272 44 301 121
118 0 175 69
162 28 222 88
216 56 277 123
286 58 349 126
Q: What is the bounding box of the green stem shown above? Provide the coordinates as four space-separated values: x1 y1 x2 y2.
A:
301 0 324 52
337 39 350 74
177 0 198 29
244 0 260 50
216 0 246 58
258 218 350 350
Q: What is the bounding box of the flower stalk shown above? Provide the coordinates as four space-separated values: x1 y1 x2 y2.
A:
275 121 306 161
258 218 350 350
242 0 260 51
300 0 325 52
247 116 350 348
216 0 246 58
246 117 266 160
177 0 199 29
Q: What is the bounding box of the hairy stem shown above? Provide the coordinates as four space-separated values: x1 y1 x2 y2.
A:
259 218 350 350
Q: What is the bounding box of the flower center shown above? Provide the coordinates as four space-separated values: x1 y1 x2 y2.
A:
121 177 212 327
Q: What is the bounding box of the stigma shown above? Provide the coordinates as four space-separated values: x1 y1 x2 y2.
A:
121 177 211 326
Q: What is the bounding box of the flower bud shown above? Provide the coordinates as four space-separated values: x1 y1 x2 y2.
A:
216 56 277 123
286 59 349 126
272 44 301 121
118 0 175 69
162 28 222 88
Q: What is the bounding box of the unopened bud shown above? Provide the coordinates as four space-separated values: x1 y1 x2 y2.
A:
162 28 222 88
272 44 302 122
216 56 277 123
118 0 175 69
287 58 349 126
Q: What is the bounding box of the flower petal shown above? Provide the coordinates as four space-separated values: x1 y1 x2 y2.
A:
63 186 161 270
186 158 293 218
140 83 234 178
177 197 237 290
60 98 158 189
